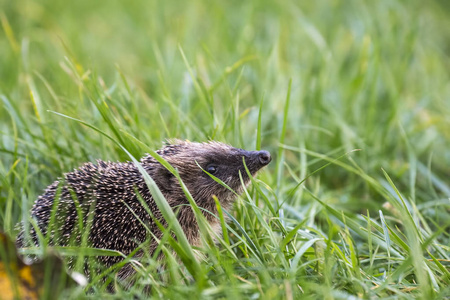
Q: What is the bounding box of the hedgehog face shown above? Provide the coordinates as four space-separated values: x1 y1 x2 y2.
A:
158 141 271 206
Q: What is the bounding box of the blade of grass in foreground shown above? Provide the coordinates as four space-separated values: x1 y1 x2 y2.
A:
256 93 264 151
276 80 292 195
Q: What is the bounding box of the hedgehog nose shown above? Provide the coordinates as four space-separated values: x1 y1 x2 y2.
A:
257 150 271 165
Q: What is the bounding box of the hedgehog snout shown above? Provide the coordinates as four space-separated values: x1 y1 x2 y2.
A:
245 150 272 170
257 150 271 166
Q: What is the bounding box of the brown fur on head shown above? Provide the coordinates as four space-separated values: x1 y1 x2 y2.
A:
142 140 271 210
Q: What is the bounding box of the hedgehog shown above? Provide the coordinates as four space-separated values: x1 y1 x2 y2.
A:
16 140 272 286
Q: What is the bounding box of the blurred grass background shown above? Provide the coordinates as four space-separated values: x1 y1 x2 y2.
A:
1 0 449 298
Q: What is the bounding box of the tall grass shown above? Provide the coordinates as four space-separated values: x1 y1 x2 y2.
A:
1 0 449 298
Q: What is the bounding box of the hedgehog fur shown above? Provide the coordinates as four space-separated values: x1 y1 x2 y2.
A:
17 140 272 285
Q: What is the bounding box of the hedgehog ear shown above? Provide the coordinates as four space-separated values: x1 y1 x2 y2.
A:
153 165 175 187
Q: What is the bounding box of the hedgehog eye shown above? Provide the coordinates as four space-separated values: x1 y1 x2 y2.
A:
206 164 218 174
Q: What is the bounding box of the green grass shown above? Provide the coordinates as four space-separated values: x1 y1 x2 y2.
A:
1 0 450 298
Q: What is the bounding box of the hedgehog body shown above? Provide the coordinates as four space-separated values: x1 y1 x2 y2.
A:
17 141 271 282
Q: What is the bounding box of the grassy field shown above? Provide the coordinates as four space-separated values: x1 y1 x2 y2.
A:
1 0 450 298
